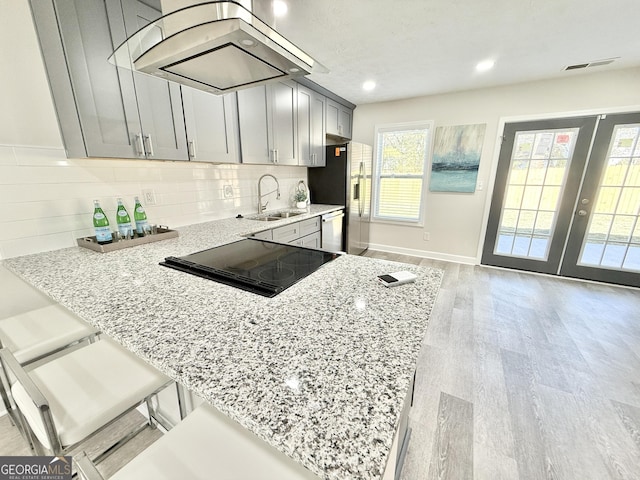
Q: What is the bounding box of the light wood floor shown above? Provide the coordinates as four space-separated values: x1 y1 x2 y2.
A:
363 251 640 480
2 251 639 480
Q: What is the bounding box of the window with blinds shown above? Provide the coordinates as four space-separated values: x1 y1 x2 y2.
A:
373 123 432 223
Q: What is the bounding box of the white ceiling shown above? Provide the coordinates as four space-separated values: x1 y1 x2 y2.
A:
271 0 640 106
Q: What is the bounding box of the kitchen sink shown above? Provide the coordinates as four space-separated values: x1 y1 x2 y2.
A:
247 211 305 221
270 211 304 218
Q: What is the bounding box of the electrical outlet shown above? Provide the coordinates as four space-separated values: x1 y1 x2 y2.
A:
223 185 234 199
142 189 156 205
423 232 430 241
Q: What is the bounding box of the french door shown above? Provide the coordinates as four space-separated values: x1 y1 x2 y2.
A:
482 113 640 288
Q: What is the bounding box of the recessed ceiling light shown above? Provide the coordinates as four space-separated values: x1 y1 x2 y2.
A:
240 38 255 47
289 67 300 73
362 80 376 91
273 1 288 17
476 59 495 72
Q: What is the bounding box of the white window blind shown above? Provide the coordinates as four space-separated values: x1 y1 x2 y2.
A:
373 124 431 223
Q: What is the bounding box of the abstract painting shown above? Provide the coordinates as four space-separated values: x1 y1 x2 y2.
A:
429 124 486 193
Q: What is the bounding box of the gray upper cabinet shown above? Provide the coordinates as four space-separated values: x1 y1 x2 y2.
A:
297 85 326 167
182 88 240 163
326 98 353 140
30 0 188 161
237 81 298 165
109 0 188 161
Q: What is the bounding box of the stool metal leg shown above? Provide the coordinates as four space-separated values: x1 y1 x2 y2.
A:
145 396 158 429
176 382 189 420
76 452 105 480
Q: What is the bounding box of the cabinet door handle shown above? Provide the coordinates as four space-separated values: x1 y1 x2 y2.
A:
144 134 154 157
274 149 279 164
312 153 316 165
188 140 196 159
135 133 145 157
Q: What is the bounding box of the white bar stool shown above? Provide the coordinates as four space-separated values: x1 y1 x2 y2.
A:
0 303 98 366
0 338 171 460
77 402 321 480
0 265 52 319
0 304 99 422
0 266 99 422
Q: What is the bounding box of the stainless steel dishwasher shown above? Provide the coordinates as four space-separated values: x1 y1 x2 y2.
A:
321 210 345 252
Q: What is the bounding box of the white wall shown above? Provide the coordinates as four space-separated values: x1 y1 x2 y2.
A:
352 67 640 263
0 0 306 260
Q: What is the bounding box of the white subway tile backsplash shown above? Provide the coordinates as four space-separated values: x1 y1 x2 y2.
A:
160 190 198 205
2 165 116 184
113 166 164 183
0 219 39 241
0 232 74 258
0 148 308 258
0 146 16 165
36 214 91 236
13 146 68 166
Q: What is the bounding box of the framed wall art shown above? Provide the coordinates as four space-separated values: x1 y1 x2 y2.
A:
429 123 486 193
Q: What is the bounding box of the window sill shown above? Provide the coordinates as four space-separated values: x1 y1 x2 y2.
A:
371 218 424 229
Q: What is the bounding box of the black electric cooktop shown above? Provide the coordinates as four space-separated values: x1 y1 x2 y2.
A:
160 239 339 297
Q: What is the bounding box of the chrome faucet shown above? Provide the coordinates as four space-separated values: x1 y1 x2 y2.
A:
258 174 280 214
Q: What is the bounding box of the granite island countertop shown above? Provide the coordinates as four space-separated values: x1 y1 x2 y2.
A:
2 204 443 480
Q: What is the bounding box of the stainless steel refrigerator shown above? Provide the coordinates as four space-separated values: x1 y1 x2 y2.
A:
308 142 372 255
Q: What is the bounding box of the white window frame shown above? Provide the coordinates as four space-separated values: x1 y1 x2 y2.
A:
371 121 434 226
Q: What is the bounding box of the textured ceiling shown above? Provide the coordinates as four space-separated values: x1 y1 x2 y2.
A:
271 0 640 105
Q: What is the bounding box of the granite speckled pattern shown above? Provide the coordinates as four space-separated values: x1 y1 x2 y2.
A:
3 205 443 480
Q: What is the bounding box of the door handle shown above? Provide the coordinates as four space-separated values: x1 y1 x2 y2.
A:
358 162 365 216
135 133 145 157
144 134 154 157
188 140 196 159
577 210 588 216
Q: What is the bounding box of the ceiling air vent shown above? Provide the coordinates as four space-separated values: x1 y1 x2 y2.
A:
564 57 619 71
565 63 589 70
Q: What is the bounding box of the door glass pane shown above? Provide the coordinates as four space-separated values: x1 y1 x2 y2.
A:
494 128 579 259
578 123 640 271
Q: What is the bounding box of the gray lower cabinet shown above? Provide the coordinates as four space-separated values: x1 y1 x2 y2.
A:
326 98 353 140
30 0 188 161
298 216 321 237
297 85 326 167
251 216 321 247
182 88 240 163
292 231 321 249
272 222 302 244
251 229 273 241
237 81 298 165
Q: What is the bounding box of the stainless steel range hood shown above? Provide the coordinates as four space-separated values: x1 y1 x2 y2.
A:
109 1 327 94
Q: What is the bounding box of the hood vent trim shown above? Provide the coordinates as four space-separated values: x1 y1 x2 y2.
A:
109 1 327 94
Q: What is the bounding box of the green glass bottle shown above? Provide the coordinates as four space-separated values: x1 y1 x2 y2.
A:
92 200 113 245
134 196 149 236
116 198 133 237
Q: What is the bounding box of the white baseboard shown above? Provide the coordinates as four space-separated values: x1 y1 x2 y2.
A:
368 243 477 265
